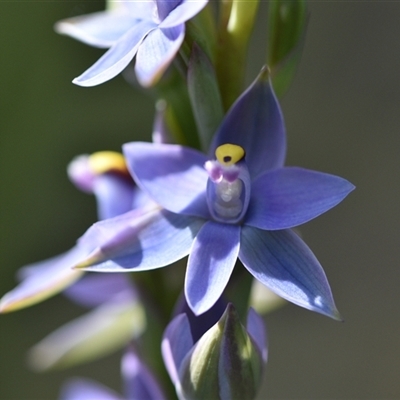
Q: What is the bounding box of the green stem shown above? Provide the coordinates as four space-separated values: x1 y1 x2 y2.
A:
152 68 201 149
132 270 179 398
225 262 254 320
185 4 217 62
215 0 260 110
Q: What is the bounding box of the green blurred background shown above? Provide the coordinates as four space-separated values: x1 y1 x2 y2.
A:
1 1 400 398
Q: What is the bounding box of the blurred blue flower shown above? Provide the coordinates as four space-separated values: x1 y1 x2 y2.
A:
55 0 208 87
76 69 355 318
0 102 170 313
0 151 149 312
60 347 165 400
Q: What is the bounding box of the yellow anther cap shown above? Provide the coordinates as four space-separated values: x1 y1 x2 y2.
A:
88 151 128 175
215 144 245 166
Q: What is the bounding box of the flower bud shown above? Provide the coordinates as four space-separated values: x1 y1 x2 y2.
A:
177 304 266 400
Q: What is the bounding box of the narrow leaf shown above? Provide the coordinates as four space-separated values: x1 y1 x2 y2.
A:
188 43 224 152
267 0 308 96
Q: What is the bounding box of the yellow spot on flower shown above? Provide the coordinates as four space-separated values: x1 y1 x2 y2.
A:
215 144 245 166
88 151 128 176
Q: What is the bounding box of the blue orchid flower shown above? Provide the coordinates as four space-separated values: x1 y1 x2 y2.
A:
60 347 166 400
0 102 170 314
0 151 150 313
55 0 208 87
75 69 355 318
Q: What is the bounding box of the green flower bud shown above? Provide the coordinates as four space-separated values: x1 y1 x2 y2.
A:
179 304 264 400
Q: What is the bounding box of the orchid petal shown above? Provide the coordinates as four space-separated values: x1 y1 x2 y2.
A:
64 273 135 308
123 142 210 219
28 298 146 371
135 25 185 87
76 208 204 272
160 0 208 28
55 11 141 48
173 294 227 343
60 378 122 400
246 308 268 363
76 205 162 262
0 247 85 313
156 0 183 21
122 349 167 400
94 174 136 220
185 221 240 315
130 186 156 210
211 68 286 178
73 20 156 87
245 167 355 230
162 314 194 386
239 226 340 319
67 154 96 193
118 1 157 17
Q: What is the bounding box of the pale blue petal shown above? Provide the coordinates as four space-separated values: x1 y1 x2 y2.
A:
77 208 204 272
246 308 268 363
156 0 182 21
55 11 141 48
123 142 210 219
121 0 157 18
130 187 155 210
185 221 240 315
64 273 135 308
210 69 286 179
67 154 96 193
162 314 194 386
73 20 156 87
135 25 185 87
60 378 122 400
122 349 167 400
0 247 85 313
173 294 227 342
93 174 136 220
239 226 341 319
160 0 209 28
245 167 355 230
77 205 162 260
68 156 137 219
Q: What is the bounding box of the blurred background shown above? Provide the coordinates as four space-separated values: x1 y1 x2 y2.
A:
1 1 399 399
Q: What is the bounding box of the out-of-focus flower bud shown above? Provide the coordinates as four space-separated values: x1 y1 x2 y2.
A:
28 293 146 371
267 0 308 96
60 347 166 400
249 279 287 315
